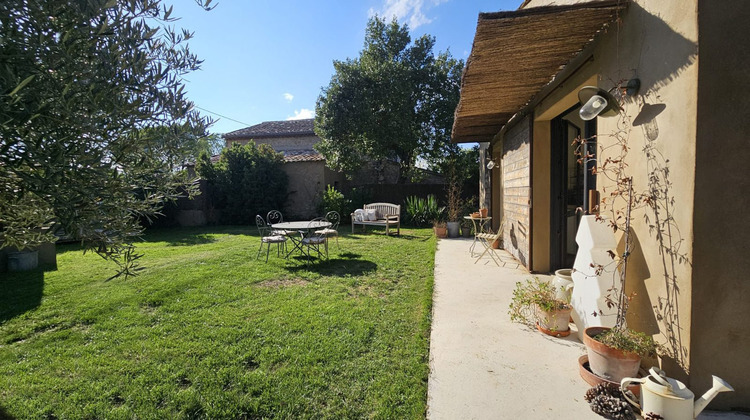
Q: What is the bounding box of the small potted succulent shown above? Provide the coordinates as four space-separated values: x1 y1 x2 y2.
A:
509 277 573 337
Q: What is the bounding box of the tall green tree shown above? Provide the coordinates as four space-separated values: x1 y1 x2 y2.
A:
314 16 464 183
0 0 214 276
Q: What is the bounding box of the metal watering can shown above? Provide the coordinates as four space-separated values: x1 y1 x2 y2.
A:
621 368 734 419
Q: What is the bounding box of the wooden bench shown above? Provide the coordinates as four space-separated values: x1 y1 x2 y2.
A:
351 203 401 236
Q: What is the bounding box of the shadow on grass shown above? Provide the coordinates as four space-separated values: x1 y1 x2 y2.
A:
285 254 377 277
345 232 425 241
0 404 17 420
140 226 257 246
163 234 217 247
0 269 44 323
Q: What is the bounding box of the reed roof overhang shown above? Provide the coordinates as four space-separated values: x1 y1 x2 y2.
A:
451 0 627 143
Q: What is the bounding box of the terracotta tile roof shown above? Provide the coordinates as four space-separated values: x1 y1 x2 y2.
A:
282 149 325 163
224 119 315 140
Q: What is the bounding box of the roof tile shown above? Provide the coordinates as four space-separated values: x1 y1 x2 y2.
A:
224 119 314 139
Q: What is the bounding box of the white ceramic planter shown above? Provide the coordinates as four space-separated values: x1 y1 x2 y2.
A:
552 268 574 303
539 307 572 332
570 215 619 340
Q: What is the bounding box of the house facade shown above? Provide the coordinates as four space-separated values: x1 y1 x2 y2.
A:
453 0 749 410
224 119 346 219
224 118 449 218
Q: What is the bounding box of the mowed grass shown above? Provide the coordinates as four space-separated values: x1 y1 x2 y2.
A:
0 226 436 419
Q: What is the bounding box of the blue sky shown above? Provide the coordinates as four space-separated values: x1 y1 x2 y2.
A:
173 0 522 135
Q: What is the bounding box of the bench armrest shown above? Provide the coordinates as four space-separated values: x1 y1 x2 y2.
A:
385 214 399 221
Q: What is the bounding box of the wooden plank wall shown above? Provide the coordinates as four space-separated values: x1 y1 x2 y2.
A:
501 116 531 267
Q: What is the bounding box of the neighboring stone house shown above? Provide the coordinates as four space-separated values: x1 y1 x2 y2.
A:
223 118 448 219
452 0 749 409
223 119 346 219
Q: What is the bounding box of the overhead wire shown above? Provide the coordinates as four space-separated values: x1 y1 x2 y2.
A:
193 105 252 127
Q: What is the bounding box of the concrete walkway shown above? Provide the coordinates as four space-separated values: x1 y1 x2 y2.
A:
427 238 746 420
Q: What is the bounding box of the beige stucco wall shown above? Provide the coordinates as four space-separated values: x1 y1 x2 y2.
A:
591 0 698 385
282 161 326 219
483 0 747 408
524 0 706 394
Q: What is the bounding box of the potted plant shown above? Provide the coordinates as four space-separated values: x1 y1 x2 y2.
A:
460 219 472 238
509 277 573 337
432 208 447 238
583 325 655 383
574 177 656 382
445 167 463 238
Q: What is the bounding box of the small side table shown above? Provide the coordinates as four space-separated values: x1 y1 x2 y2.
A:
464 216 492 257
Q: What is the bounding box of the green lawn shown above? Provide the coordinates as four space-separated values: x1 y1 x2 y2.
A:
0 226 436 419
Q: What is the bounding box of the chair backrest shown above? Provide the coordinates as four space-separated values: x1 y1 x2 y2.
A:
267 210 283 225
306 217 327 240
256 215 270 237
325 211 340 229
363 203 400 219
490 219 506 242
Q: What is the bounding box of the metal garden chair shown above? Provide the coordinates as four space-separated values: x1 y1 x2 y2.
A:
315 211 340 252
474 219 505 266
302 217 328 264
256 215 287 262
266 210 290 236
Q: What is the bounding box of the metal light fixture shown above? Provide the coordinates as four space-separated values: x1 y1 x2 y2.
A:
486 160 496 170
578 86 620 120
578 79 641 121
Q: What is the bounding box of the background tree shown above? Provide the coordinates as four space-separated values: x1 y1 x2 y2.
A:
0 0 214 276
196 143 288 225
432 146 480 188
314 16 464 183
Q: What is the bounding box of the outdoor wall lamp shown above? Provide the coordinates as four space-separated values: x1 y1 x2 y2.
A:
578 78 640 121
486 159 498 170
578 86 620 120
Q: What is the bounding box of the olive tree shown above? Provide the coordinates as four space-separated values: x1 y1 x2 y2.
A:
0 0 214 277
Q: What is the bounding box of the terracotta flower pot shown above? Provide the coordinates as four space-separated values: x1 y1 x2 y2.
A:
583 326 641 383
433 226 447 238
578 355 642 398
479 208 488 218
536 306 572 337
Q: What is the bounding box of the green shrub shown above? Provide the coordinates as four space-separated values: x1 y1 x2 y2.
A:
197 142 288 224
319 185 351 216
405 195 444 227
508 278 570 328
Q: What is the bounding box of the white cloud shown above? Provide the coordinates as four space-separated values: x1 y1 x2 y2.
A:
283 93 294 102
287 108 314 120
369 0 448 29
